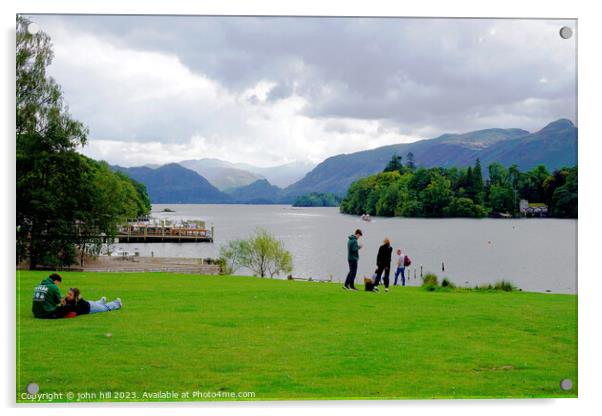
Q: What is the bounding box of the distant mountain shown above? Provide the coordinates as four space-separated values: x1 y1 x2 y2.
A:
179 159 264 190
233 160 316 188
284 119 577 197
476 119 577 169
225 179 285 204
113 163 231 204
177 158 314 189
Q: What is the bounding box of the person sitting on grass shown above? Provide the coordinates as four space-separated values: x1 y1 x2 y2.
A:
63 287 122 316
32 273 69 319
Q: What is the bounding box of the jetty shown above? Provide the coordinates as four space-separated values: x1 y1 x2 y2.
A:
117 220 214 243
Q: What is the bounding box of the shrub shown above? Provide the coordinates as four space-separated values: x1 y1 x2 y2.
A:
422 273 440 291
475 284 493 290
473 281 517 292
422 273 439 286
219 228 293 278
216 258 228 275
494 280 516 292
441 277 456 288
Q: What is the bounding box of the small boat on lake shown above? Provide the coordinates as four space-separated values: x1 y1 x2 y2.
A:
361 214 372 222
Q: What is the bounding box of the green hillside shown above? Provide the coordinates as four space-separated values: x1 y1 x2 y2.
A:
226 179 284 204
113 163 231 204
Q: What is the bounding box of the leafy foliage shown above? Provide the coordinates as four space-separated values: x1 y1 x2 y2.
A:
293 192 342 207
383 153 404 173
341 158 577 218
219 228 293 278
422 273 440 291
441 277 456 289
549 167 578 218
16 16 151 268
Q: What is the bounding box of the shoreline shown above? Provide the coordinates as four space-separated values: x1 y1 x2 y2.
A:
16 266 577 296
17 256 221 274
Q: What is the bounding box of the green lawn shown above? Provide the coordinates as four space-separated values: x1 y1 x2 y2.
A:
17 270 577 402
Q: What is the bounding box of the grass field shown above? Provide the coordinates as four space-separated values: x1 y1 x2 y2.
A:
17 270 577 402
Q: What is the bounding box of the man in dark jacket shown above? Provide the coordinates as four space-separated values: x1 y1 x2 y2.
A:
32 273 68 319
343 229 363 290
373 238 393 292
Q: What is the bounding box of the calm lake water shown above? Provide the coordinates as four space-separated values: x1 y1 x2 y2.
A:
115 204 577 294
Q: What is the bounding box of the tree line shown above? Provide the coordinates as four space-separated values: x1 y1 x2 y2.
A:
16 16 151 268
340 152 577 218
293 192 342 207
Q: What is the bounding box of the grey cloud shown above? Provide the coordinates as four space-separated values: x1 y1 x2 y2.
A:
24 14 576 162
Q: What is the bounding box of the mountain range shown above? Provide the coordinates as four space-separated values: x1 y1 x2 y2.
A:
285 119 577 196
113 119 577 204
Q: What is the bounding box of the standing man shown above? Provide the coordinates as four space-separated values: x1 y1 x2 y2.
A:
343 229 363 291
32 273 68 319
394 248 407 286
374 238 393 292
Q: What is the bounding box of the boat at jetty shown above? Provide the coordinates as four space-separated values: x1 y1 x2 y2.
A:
117 219 214 243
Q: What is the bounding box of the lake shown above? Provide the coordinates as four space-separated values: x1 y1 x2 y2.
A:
114 204 577 294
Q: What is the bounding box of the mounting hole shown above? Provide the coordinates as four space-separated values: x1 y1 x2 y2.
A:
27 22 40 35
560 378 573 391
559 26 573 40
26 382 39 394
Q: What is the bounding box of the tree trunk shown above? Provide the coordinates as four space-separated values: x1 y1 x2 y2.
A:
80 241 86 267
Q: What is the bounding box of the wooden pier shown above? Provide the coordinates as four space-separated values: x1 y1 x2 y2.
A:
117 223 214 243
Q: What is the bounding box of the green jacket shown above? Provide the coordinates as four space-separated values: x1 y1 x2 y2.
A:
32 277 62 318
347 235 360 262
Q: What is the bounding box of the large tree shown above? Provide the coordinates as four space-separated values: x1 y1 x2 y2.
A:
383 153 403 173
550 167 577 218
16 16 150 268
405 152 416 171
17 16 89 267
419 173 453 217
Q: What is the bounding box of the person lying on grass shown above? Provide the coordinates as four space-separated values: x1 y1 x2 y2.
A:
32 273 70 319
62 287 122 316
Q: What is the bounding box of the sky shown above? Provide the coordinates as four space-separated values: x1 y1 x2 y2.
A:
25 15 577 167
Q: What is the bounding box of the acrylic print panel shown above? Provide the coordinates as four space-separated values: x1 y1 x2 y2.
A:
16 14 577 402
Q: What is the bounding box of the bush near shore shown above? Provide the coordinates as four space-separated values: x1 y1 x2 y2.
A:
422 273 517 293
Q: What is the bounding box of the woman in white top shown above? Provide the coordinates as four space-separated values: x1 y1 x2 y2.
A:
394 249 407 286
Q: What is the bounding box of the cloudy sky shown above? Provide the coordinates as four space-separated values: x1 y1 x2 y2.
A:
26 15 576 167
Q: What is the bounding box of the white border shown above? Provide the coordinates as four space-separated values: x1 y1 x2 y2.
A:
3 1 601 416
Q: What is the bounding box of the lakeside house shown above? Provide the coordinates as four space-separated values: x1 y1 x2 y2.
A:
520 199 549 217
